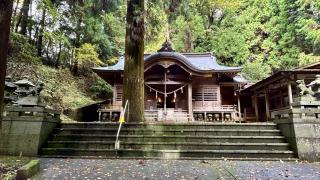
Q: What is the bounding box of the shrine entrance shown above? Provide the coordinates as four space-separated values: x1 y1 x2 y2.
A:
156 93 175 109
144 63 191 121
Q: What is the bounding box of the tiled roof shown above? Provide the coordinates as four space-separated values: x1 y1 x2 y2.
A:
93 52 242 73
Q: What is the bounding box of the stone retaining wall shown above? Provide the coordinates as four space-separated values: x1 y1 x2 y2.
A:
272 99 320 162
0 106 60 156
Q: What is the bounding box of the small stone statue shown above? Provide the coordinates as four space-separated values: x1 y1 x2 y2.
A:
308 75 320 99
296 80 314 98
213 114 220 121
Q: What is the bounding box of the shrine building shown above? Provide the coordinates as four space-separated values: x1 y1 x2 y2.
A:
93 41 248 122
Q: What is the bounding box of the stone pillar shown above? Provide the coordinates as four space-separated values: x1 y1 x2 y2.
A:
188 83 193 121
0 106 60 156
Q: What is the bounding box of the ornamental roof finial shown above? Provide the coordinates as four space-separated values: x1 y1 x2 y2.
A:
157 39 175 52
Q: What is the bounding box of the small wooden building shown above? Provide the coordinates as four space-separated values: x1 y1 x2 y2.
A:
93 42 247 122
241 62 320 122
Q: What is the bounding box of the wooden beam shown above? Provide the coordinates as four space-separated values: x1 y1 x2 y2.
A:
145 80 186 85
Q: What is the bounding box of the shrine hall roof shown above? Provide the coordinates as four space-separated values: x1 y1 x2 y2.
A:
93 52 242 73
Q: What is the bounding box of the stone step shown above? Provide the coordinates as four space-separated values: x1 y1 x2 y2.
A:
60 122 278 130
55 128 282 136
46 141 291 151
41 148 295 159
42 122 295 159
39 155 298 161
51 134 286 143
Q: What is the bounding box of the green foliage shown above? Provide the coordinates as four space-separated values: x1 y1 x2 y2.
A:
8 0 320 84
171 13 205 52
242 60 272 82
7 33 41 79
75 43 102 75
298 53 320 66
90 76 113 99
36 65 96 111
210 30 250 65
8 33 40 64
145 2 168 52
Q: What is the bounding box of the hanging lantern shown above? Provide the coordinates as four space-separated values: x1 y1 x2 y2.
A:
156 91 158 99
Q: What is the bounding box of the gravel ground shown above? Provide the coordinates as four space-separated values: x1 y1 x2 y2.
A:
32 158 320 180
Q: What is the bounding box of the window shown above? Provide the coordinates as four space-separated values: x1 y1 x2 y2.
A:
193 85 219 102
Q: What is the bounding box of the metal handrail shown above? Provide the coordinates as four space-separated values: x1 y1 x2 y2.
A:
115 100 128 150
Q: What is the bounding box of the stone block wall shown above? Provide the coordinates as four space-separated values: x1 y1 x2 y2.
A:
0 106 60 156
273 99 320 162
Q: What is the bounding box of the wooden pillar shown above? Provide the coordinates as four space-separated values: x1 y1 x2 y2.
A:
254 94 259 122
188 83 193 121
237 94 241 122
264 91 270 121
288 82 293 108
113 85 117 105
279 89 284 107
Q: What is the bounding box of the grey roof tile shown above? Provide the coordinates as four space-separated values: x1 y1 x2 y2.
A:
93 52 241 72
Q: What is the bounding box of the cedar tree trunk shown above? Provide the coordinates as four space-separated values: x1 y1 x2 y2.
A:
19 0 31 35
37 7 46 57
123 0 145 122
0 0 14 126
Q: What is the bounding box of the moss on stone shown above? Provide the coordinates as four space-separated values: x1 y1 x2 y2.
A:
0 156 33 180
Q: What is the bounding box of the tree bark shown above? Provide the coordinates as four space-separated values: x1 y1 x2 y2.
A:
19 0 31 35
0 0 14 126
11 0 20 31
37 7 46 57
123 0 145 122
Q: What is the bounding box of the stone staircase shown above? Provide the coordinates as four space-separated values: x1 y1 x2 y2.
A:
41 122 296 160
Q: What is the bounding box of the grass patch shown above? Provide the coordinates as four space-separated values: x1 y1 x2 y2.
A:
0 156 33 180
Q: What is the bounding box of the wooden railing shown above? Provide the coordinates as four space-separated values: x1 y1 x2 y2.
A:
145 109 190 122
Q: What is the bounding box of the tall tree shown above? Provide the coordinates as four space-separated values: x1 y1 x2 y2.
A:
123 0 145 122
0 0 14 126
19 0 31 35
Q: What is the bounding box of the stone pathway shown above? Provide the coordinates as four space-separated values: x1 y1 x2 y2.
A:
32 158 320 180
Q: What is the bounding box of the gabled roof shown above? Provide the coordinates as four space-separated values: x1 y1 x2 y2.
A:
93 52 242 73
242 69 320 93
296 61 320 70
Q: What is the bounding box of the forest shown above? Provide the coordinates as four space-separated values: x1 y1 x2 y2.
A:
2 0 320 116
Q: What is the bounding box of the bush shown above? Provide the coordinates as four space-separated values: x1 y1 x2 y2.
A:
90 76 113 99
6 33 40 79
74 43 102 75
242 60 271 82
